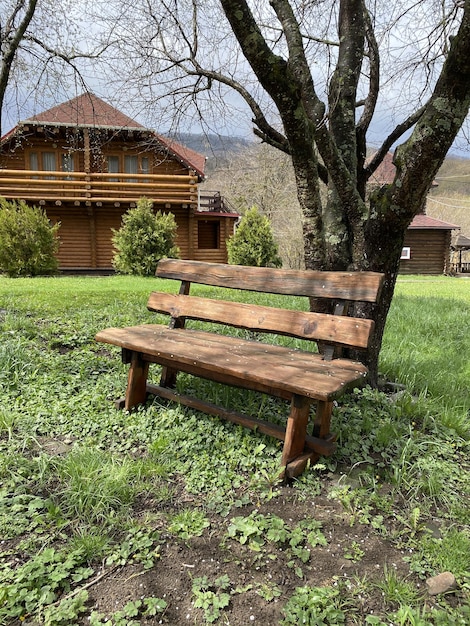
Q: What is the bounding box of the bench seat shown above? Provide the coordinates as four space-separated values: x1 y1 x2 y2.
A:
96 324 369 401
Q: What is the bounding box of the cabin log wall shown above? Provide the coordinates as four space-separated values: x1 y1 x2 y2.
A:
400 230 452 275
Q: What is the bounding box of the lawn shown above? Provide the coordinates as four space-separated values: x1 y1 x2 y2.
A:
0 274 469 625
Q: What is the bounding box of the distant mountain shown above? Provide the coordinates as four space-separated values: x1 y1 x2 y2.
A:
168 133 252 172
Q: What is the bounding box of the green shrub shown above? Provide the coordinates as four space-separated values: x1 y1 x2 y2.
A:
0 198 60 277
112 198 179 276
227 206 282 267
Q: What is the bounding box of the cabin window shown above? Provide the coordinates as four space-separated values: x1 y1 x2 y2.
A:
29 152 39 170
29 151 56 178
29 152 39 178
42 152 56 179
198 220 220 249
141 157 150 174
104 154 152 181
124 155 138 182
107 155 119 182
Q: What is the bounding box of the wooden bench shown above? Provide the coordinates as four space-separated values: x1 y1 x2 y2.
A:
96 260 384 478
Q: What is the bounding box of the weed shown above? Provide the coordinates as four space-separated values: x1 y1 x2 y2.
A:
52 447 143 524
90 596 167 625
374 564 421 609
0 547 93 621
280 585 346 625
406 527 470 582
344 540 365 562
167 508 210 539
191 574 231 623
0 407 19 440
69 528 111 563
392 438 464 509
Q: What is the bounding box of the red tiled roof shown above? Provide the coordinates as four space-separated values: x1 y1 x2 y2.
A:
2 93 206 178
158 135 206 179
368 151 396 185
26 93 146 129
368 151 438 188
409 214 459 230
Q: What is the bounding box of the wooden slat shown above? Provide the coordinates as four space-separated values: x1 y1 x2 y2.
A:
95 325 369 401
156 259 384 302
147 292 375 349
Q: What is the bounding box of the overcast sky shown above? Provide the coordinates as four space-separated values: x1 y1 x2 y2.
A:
2 0 469 158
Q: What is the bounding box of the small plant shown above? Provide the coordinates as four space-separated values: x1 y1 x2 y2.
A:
344 540 365 562
226 511 326 578
167 508 210 539
106 525 161 569
52 447 138 524
90 596 167 625
112 197 179 276
281 585 346 625
191 574 231 623
0 198 60 276
227 510 288 551
227 205 282 267
256 581 282 601
41 590 89 625
374 564 420 609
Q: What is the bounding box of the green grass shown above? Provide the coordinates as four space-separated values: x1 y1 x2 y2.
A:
381 276 470 419
0 273 469 624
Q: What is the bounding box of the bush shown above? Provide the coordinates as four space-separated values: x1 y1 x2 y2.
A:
227 206 282 267
0 199 60 277
112 198 179 276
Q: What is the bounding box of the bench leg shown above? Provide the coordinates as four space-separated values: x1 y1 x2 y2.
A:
313 400 333 438
281 394 311 468
125 352 150 411
160 365 178 389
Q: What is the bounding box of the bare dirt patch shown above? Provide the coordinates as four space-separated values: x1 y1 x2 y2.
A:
83 479 413 625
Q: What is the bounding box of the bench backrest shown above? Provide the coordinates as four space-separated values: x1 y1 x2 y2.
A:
150 259 384 353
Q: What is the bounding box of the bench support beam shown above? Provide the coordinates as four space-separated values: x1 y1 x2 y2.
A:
144 383 336 466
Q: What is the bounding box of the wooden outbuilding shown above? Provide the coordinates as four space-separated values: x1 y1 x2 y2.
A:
400 214 459 275
369 151 460 275
0 93 238 271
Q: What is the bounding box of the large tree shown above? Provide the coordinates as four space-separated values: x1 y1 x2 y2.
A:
30 1 470 381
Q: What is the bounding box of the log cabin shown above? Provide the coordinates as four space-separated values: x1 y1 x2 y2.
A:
0 93 239 271
369 152 460 275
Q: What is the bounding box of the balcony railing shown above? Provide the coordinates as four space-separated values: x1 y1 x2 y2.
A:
0 169 198 205
198 190 237 214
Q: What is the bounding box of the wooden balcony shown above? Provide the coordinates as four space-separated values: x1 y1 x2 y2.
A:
0 169 198 206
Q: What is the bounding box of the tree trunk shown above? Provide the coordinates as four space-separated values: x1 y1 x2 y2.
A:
218 0 470 387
